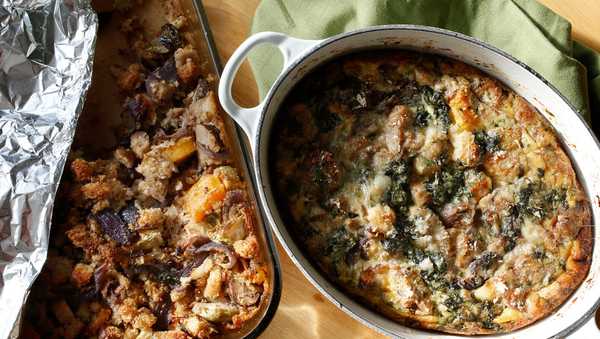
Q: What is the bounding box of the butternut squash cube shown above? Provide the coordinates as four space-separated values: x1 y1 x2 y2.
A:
493 307 524 324
164 136 196 164
184 174 226 222
473 280 496 301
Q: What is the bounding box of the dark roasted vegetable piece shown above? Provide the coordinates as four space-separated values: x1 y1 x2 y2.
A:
125 262 181 287
195 122 229 168
153 298 172 331
124 93 153 121
155 57 178 82
158 23 182 53
95 209 132 245
179 253 210 278
179 234 211 252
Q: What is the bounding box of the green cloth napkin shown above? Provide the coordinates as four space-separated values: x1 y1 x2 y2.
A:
249 0 600 130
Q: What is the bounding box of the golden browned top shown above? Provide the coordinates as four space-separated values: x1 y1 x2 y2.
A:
271 51 591 334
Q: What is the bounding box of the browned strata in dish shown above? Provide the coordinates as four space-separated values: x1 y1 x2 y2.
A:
270 50 591 335
21 1 273 338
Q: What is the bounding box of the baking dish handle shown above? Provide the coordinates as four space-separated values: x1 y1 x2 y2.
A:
218 31 321 142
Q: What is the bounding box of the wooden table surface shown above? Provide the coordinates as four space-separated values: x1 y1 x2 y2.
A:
201 1 600 337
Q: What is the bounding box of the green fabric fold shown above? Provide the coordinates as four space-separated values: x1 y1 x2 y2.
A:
249 0 600 129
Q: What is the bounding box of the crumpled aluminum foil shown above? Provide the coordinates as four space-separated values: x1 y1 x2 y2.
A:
0 1 97 337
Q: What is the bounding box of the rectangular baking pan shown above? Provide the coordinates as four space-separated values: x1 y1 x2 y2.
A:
43 0 281 337
187 1 282 337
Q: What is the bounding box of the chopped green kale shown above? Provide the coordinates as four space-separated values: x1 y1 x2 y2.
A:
420 86 450 127
414 109 429 128
480 301 501 330
515 182 567 220
326 227 358 267
384 159 412 214
501 206 521 251
443 291 463 311
474 130 501 154
544 188 568 210
425 167 465 207
401 84 450 128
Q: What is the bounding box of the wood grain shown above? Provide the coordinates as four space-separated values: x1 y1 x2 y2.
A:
201 0 600 337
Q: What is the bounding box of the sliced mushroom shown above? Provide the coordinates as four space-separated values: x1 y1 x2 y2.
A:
192 302 239 323
439 199 475 228
222 189 246 222
180 234 211 253
93 264 120 299
188 241 238 269
195 123 229 168
192 78 210 100
227 275 261 306
195 123 224 153
458 251 501 290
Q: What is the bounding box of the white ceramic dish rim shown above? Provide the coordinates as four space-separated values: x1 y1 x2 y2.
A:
218 25 600 338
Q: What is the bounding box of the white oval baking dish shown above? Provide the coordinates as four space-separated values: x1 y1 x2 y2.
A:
218 25 600 338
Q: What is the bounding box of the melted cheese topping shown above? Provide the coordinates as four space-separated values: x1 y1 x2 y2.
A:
271 51 591 334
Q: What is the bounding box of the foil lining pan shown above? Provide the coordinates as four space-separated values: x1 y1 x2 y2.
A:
0 1 97 337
